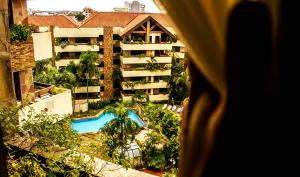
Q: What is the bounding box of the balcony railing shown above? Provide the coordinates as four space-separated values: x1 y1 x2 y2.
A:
120 56 171 64
121 81 168 90
34 82 55 98
74 86 101 93
120 42 173 51
121 69 171 77
121 93 169 102
174 52 185 59
55 44 99 52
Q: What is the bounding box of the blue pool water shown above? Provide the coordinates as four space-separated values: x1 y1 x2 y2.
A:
71 111 144 133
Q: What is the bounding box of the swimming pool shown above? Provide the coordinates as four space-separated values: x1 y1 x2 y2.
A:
71 111 144 133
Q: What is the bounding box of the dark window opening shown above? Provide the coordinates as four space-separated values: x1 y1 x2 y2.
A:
13 72 21 101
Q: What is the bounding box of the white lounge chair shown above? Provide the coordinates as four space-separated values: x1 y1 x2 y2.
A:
162 104 168 109
167 105 172 110
171 105 177 111
177 107 183 113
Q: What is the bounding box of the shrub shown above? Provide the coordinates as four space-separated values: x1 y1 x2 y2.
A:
75 12 86 21
50 87 64 95
88 98 119 110
10 24 32 42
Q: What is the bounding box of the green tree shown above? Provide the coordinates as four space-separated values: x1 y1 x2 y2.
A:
140 132 166 170
79 51 101 104
34 58 51 76
173 68 190 98
168 56 189 103
101 102 141 161
75 12 86 21
34 66 60 85
0 106 94 176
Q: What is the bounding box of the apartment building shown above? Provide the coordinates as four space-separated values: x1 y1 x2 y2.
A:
28 12 186 103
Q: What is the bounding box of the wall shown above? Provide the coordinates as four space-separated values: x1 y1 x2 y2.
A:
32 32 53 61
54 28 103 38
10 37 35 71
19 68 35 102
19 90 73 125
12 0 28 24
102 26 114 100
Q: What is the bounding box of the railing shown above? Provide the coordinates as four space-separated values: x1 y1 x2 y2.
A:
121 56 171 64
121 69 171 77
34 82 55 98
55 44 99 52
121 81 168 90
120 42 173 51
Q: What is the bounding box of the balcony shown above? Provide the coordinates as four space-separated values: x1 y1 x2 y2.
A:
54 28 103 38
120 42 173 51
74 86 101 93
120 56 171 64
55 44 99 52
122 81 168 90
121 69 171 77
174 52 185 59
121 93 169 102
19 82 73 125
149 94 169 101
56 59 80 67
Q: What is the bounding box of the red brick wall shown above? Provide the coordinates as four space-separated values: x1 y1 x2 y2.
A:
102 26 113 100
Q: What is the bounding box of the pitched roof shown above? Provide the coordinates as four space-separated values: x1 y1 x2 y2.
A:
80 12 171 28
28 15 78 28
28 12 172 29
80 12 138 28
120 14 150 36
120 15 176 40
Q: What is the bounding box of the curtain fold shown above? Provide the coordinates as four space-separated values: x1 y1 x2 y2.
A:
155 0 280 176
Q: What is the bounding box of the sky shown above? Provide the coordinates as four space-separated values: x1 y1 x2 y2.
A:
27 0 162 13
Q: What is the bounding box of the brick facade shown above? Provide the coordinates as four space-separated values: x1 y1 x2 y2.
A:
10 37 35 72
102 26 113 100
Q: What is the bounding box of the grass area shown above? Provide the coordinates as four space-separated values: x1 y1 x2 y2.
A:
79 132 110 161
72 109 103 119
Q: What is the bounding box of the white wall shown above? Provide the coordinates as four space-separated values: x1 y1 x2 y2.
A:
32 32 53 61
54 28 103 37
19 90 73 125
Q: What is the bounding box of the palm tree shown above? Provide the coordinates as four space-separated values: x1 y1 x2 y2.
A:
78 51 100 104
101 102 141 158
173 67 190 98
66 61 81 114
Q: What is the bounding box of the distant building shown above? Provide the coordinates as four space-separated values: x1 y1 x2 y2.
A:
113 7 129 12
114 1 145 13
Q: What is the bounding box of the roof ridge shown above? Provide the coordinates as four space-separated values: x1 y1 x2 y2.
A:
124 13 142 26
63 15 79 27
79 12 98 28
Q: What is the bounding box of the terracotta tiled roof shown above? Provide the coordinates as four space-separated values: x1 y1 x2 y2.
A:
28 15 78 28
80 12 139 28
28 12 171 28
80 12 171 28
120 14 150 36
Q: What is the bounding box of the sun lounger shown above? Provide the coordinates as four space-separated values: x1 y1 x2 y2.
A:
167 105 172 110
171 105 177 111
162 104 167 109
177 107 183 113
